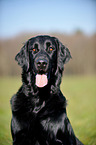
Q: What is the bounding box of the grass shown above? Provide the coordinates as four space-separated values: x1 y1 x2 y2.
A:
0 75 96 145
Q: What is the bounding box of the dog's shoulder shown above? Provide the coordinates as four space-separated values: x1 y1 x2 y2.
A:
57 90 67 109
10 86 27 113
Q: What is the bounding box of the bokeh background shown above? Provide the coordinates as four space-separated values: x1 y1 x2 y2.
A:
0 0 96 145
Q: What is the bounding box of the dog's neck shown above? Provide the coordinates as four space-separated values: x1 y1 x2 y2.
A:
38 85 51 98
22 79 51 99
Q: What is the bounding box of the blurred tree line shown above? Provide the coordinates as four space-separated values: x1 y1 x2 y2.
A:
0 32 96 76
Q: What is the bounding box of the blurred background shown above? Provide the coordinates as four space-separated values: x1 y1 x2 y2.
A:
0 0 96 145
0 0 96 75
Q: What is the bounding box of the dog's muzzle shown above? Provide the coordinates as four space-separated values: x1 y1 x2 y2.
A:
35 56 49 73
34 56 49 88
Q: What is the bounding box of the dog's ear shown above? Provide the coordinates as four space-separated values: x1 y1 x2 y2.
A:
50 38 72 94
15 41 29 71
58 41 72 71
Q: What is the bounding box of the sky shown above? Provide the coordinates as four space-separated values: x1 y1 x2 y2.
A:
0 0 96 38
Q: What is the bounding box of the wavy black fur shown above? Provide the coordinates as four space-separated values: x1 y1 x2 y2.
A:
10 35 83 145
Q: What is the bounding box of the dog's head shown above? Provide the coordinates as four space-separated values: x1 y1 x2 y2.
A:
15 35 71 94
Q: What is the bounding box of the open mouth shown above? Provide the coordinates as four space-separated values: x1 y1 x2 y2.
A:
35 74 48 88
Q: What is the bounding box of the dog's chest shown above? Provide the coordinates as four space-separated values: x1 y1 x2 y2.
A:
41 113 66 136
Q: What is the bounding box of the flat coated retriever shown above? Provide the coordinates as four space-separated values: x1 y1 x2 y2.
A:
10 35 83 145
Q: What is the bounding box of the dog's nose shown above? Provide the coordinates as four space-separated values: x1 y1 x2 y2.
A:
36 59 48 70
37 60 47 68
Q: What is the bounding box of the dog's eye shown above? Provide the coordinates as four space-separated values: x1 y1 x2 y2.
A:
32 48 39 53
48 47 54 53
32 44 39 53
46 42 54 53
32 48 36 52
49 47 53 51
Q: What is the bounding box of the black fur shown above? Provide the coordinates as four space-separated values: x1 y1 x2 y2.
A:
10 35 83 145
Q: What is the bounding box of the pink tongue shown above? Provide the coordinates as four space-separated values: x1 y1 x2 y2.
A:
36 74 48 88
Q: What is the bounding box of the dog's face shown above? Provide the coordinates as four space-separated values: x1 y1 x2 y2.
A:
15 35 71 93
29 36 58 88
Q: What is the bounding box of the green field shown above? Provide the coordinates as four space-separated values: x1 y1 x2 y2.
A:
0 75 96 145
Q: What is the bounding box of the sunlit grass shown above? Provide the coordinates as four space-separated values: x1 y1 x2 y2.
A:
0 77 21 145
0 75 96 145
61 75 96 145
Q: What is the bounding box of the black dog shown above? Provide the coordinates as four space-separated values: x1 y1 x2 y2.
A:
10 35 83 145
